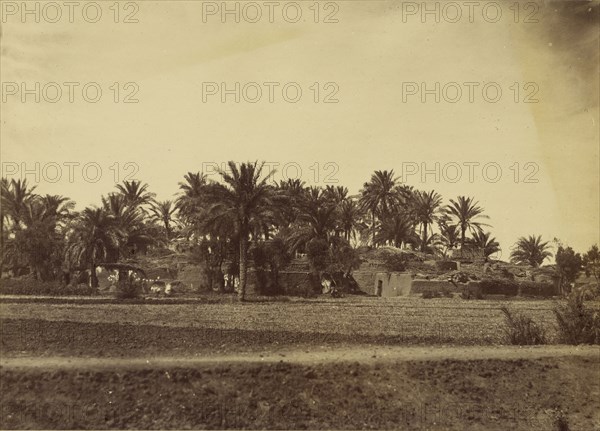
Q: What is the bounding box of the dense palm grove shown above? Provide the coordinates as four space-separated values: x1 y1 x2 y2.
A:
2 162 599 299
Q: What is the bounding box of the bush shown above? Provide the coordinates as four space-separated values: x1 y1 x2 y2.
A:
460 289 484 300
381 252 408 272
481 279 557 298
422 287 453 299
306 238 329 273
440 286 453 298
250 239 292 296
553 293 600 344
500 306 547 345
115 275 143 300
572 283 599 301
459 282 483 300
0 278 95 296
480 278 519 296
422 289 440 299
519 280 557 297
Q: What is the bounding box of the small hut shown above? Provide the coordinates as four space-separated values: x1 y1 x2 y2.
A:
373 272 412 297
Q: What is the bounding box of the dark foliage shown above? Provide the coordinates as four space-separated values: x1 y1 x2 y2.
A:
500 306 547 345
553 293 600 344
0 278 95 296
479 278 519 296
115 275 143 300
519 281 557 297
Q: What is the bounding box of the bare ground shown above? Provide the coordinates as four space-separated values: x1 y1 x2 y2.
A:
1 352 598 430
2 345 598 370
1 298 599 430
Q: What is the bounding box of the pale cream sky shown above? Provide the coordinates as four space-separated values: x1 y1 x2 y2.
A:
1 0 598 256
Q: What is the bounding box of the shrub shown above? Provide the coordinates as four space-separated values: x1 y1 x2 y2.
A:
519 280 557 297
115 275 143 300
460 289 484 300
306 238 329 273
421 287 454 299
459 283 483 300
381 252 408 272
556 246 582 293
250 238 292 296
0 278 95 296
480 278 519 296
500 306 547 345
251 243 272 295
572 283 599 301
422 289 440 299
440 286 453 298
553 292 600 345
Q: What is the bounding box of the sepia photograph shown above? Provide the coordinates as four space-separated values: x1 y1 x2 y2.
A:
0 0 599 429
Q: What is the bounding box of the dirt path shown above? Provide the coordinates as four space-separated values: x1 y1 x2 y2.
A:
2 345 598 370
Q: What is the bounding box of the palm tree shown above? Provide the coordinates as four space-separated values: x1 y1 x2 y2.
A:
510 235 552 267
115 180 155 210
412 190 443 252
437 215 459 256
2 194 74 280
102 193 156 259
359 170 400 246
176 172 208 223
338 199 363 242
178 179 236 292
1 179 36 227
150 200 177 240
470 231 500 262
0 178 9 274
375 213 418 248
286 187 338 252
21 195 75 239
1 182 73 279
66 208 122 288
178 172 207 198
39 195 75 224
323 185 348 205
445 196 489 254
416 232 444 255
274 179 306 229
204 162 275 301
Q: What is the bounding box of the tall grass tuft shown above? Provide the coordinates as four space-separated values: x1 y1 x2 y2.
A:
553 292 600 345
500 306 547 345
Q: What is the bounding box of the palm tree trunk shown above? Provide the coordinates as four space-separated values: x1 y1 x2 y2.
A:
421 222 428 252
30 265 39 280
371 210 376 247
238 234 248 301
0 216 4 276
90 263 98 288
460 226 466 256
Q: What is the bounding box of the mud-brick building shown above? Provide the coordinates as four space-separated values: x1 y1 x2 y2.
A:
373 272 412 297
